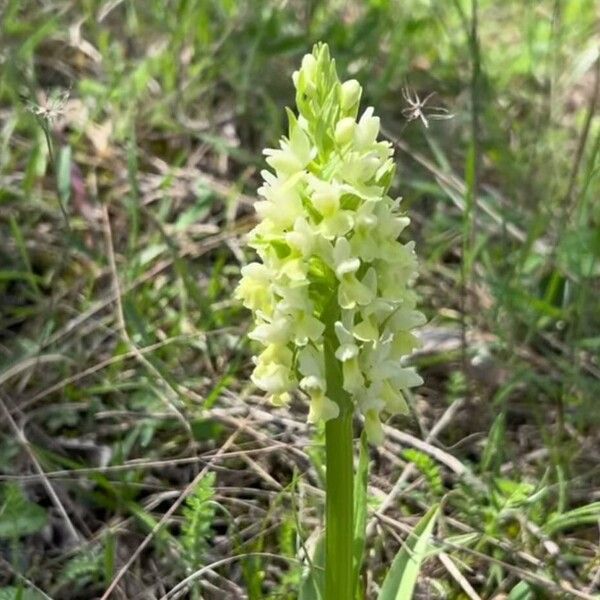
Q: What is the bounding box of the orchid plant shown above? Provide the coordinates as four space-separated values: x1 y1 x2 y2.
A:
237 43 429 599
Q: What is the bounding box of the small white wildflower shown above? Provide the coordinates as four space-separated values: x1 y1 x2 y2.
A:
24 88 70 124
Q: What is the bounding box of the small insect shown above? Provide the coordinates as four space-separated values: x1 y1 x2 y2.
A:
21 88 70 124
401 86 453 129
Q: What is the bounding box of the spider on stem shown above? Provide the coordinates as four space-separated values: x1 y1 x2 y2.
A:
401 86 453 129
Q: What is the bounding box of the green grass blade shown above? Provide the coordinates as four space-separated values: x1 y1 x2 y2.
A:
353 431 369 598
480 412 506 474
377 505 440 600
507 581 535 600
299 532 325 600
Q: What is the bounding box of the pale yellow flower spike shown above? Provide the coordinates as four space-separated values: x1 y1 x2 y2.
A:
236 42 424 442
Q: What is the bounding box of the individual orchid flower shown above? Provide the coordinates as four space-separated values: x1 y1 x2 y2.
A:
334 320 364 393
356 384 387 445
307 176 354 239
333 238 375 309
250 344 295 404
263 113 314 175
236 263 273 314
298 345 339 423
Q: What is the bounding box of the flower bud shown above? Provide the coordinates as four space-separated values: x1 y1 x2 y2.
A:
340 79 361 111
296 54 317 95
301 53 317 79
335 117 356 145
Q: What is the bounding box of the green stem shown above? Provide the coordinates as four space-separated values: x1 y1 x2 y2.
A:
325 411 354 600
324 330 354 600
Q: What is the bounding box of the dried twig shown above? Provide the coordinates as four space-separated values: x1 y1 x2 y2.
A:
0 395 80 544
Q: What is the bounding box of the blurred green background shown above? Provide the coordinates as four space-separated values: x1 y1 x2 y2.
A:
1 1 599 598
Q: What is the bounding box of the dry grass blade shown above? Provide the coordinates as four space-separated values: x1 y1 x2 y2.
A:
0 395 80 544
437 552 481 600
100 203 191 435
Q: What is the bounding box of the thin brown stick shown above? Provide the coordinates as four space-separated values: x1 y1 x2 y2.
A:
0 557 55 600
160 552 301 600
0 354 66 387
23 334 200 408
0 442 292 482
438 551 481 600
0 396 80 544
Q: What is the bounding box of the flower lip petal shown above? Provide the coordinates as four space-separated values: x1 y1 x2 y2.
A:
393 368 424 389
248 317 291 345
353 318 378 342
300 374 326 393
342 358 364 393
307 393 340 423
335 343 358 362
335 257 360 278
334 320 353 343
364 410 384 445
